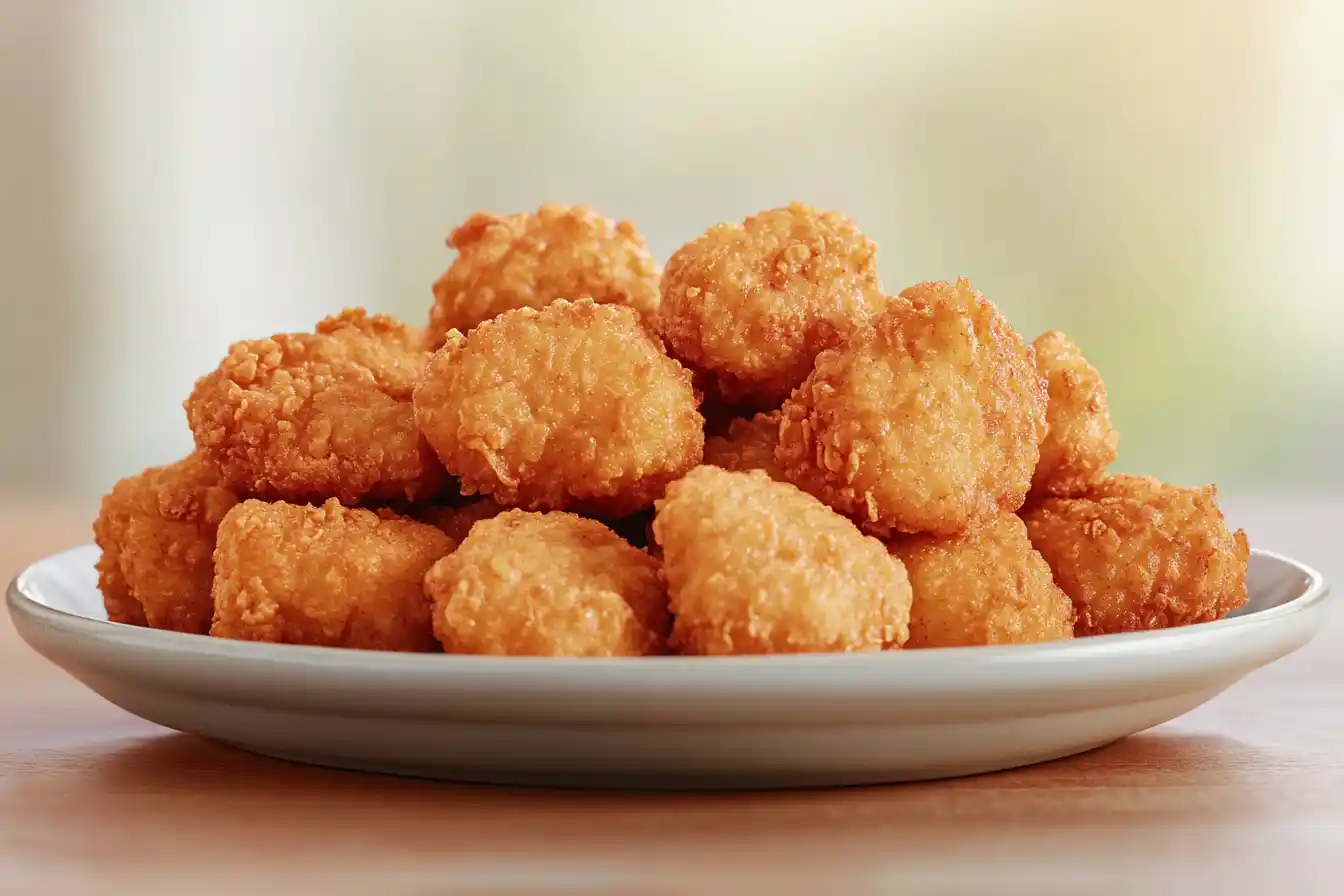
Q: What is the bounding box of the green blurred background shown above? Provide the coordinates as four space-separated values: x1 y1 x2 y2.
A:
1 0 1340 498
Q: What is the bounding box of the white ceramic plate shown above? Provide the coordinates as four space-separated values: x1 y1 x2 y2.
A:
7 545 1330 790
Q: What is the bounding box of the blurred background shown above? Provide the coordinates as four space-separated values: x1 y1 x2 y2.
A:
1 0 1340 500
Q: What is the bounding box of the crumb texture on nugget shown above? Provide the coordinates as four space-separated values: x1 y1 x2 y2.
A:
703 412 790 480
424 509 669 657
1030 330 1120 498
889 512 1074 648
659 203 887 410
425 203 661 349
210 498 453 651
1022 474 1250 636
185 308 445 506
93 452 240 634
778 278 1046 537
653 466 912 655
414 298 703 516
703 411 829 500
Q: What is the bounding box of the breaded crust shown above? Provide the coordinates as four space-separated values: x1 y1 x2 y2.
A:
652 466 913 655
703 411 828 499
424 509 668 657
1022 474 1250 636
210 498 453 651
425 203 660 349
413 298 704 516
659 203 887 409
889 512 1074 648
1030 331 1120 498
93 452 240 633
185 308 445 506
777 279 1046 537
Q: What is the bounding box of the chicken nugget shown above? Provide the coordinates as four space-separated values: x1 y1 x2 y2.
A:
414 298 704 516
210 498 452 651
93 452 240 633
702 411 829 498
777 279 1046 537
659 203 888 410
424 509 668 657
653 466 912 655
704 412 788 479
186 308 445 506
1030 331 1120 498
414 497 507 545
1021 474 1250 636
425 203 660 350
889 512 1074 648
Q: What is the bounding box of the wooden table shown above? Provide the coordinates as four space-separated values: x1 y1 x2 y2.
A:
1 496 1339 894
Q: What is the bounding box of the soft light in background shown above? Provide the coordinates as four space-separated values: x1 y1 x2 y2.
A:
1 0 1340 499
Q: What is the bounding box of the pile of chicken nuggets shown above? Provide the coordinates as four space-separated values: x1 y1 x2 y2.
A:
94 202 1251 657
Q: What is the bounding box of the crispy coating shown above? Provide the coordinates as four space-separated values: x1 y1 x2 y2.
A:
185 308 445 506
653 466 912 655
659 203 888 409
425 203 661 350
889 512 1074 648
1022 474 1250 636
777 279 1047 537
704 412 790 479
424 510 669 657
210 498 453 651
413 298 704 516
414 498 507 545
93 452 240 633
1030 331 1120 498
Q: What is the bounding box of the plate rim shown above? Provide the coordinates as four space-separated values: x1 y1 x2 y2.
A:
6 543 1331 677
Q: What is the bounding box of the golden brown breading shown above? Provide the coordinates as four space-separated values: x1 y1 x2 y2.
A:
424 510 669 657
1021 474 1250 636
185 308 445 506
210 498 452 651
413 298 704 516
703 412 789 479
652 466 912 655
702 411 829 499
93 452 240 633
777 279 1046 537
658 203 887 409
425 203 661 350
889 512 1074 648
1030 331 1120 498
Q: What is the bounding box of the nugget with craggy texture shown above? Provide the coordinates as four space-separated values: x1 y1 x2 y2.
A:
889 512 1074 648
659 203 888 410
93 452 240 633
185 308 445 506
653 466 912 655
210 498 452 651
1022 474 1250 636
703 412 790 479
424 510 668 656
425 203 661 350
702 411 828 499
777 279 1046 537
414 298 703 516
1030 331 1120 498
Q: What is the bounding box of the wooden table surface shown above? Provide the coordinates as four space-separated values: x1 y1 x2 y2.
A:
1 495 1340 895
